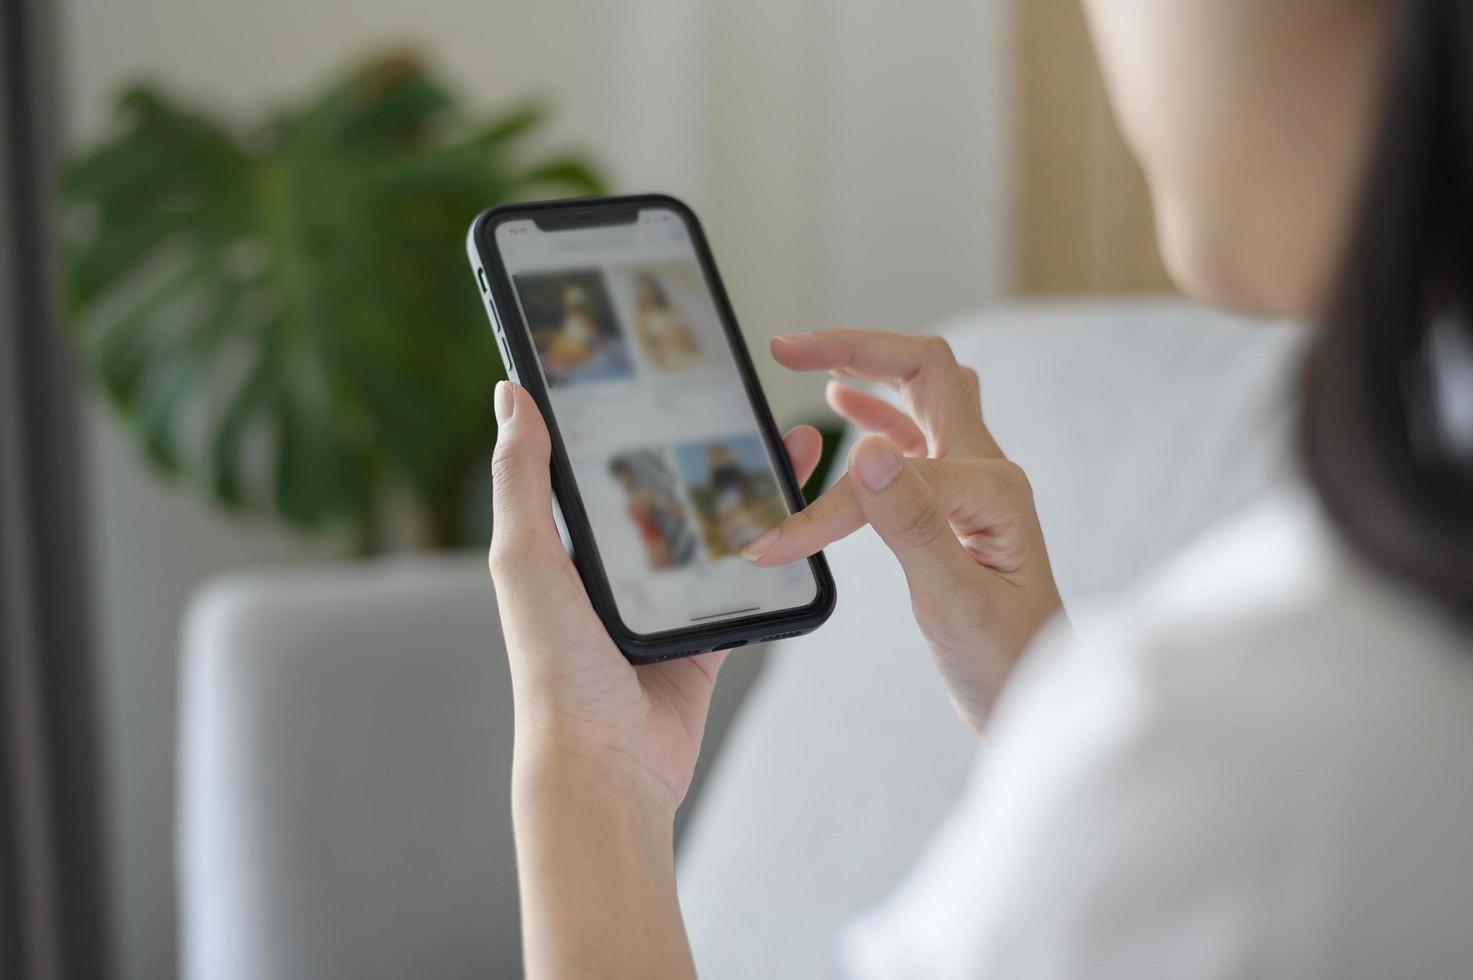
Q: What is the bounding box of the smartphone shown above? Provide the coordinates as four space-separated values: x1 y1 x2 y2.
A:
467 194 836 663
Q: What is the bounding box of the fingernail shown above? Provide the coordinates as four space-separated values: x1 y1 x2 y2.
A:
741 526 781 562
495 381 515 425
772 333 800 345
851 439 902 491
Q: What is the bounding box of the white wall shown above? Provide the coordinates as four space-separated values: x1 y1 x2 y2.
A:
59 1 1011 977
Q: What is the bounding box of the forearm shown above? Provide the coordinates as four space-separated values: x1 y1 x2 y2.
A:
512 738 696 980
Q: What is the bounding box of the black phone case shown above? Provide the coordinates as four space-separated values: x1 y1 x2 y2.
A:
468 194 837 663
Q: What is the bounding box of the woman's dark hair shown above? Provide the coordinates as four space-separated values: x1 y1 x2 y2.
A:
1304 0 1473 624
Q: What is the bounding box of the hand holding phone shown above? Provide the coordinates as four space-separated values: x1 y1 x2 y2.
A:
489 379 823 814
469 195 836 662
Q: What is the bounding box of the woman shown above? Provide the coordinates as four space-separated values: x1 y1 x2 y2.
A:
632 271 702 371
489 1 1473 976
547 285 600 370
608 454 694 571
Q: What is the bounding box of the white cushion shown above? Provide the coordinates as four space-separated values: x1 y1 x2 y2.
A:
677 300 1306 979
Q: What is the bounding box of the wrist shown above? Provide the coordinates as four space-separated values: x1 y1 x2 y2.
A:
512 728 681 830
508 728 694 980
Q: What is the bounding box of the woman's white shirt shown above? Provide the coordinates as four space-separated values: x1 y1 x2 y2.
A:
841 486 1473 979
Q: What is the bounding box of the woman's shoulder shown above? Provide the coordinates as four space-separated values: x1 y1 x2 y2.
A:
842 489 1473 978
1012 484 1473 730
987 483 1473 911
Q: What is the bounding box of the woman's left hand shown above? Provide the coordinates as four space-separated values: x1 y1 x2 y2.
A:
488 380 823 815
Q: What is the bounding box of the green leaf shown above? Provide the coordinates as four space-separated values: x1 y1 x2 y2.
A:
65 208 193 303
520 157 606 197
474 100 546 148
55 55 609 548
207 349 275 509
136 291 251 474
88 257 210 407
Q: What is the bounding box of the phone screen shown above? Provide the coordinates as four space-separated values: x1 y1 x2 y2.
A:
494 206 820 637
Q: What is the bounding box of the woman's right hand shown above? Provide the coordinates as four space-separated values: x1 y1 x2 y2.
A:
742 329 1066 733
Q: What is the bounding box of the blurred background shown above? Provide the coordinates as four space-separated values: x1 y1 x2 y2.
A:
3 1 1177 978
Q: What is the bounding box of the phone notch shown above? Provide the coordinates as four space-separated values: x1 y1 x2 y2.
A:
533 206 639 231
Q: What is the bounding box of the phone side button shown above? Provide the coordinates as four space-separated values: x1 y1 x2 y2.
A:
476 266 489 294
551 494 573 557
496 333 518 382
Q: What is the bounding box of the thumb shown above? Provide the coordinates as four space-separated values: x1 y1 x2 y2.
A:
489 381 560 580
847 435 971 594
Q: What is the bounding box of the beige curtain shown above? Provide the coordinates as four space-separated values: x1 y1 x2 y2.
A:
1012 0 1175 296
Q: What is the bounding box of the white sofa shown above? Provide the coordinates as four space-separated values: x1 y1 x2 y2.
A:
179 300 1305 979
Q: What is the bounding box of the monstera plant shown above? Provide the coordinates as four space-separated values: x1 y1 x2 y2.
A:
57 53 604 550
